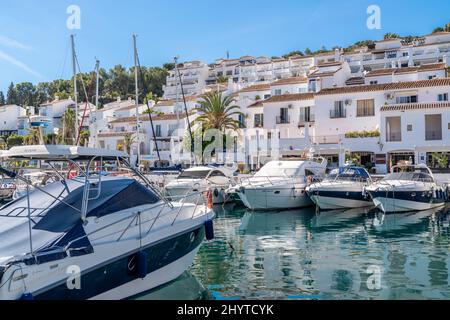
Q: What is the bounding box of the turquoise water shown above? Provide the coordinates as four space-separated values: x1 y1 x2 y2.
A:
187 203 450 300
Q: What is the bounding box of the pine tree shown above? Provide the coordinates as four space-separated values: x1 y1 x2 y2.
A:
6 82 18 105
0 91 5 105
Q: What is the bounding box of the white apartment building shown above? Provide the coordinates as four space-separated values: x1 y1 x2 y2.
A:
163 61 210 99
380 101 450 170
0 105 27 136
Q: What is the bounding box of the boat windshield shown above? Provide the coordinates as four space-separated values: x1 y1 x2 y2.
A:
383 172 434 183
254 167 299 178
178 170 211 179
336 168 370 182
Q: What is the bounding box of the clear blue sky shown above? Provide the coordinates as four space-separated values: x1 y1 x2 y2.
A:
0 0 449 94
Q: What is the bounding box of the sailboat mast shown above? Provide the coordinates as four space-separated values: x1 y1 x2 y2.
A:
174 56 195 165
95 59 100 109
133 35 141 166
71 35 79 145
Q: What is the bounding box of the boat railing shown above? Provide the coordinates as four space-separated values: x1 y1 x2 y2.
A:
240 176 307 186
63 191 208 254
318 176 372 186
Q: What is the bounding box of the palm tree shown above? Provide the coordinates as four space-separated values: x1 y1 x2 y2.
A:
0 137 7 150
24 127 41 145
188 92 244 163
123 133 136 155
60 108 76 145
194 91 244 131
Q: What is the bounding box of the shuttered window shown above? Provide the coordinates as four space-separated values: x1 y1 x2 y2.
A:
357 99 375 117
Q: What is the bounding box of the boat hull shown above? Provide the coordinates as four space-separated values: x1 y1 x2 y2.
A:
308 192 373 210
28 225 206 300
237 186 313 210
368 190 446 213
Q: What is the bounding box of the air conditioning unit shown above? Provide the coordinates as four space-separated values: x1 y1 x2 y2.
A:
345 99 352 106
385 93 395 100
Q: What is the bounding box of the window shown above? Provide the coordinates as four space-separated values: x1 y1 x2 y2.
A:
407 124 413 132
425 114 442 141
264 94 271 99
396 95 418 104
386 51 397 59
401 62 409 68
267 132 272 140
155 125 162 137
277 108 289 124
274 89 282 96
330 101 346 118
309 79 317 92
402 52 409 57
254 114 264 127
357 99 375 117
238 114 245 128
438 93 448 101
370 81 378 85
298 87 308 93
386 117 402 142
226 70 233 76
299 107 312 122
428 75 437 80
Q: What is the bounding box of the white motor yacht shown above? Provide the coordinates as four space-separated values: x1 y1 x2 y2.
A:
365 163 448 213
165 166 235 205
0 145 214 300
228 158 327 210
306 166 373 210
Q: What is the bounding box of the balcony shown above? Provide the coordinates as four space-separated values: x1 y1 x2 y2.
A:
329 109 347 119
386 132 402 142
276 116 290 124
298 114 315 127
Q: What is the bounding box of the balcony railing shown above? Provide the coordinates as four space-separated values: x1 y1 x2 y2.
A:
425 131 442 141
329 109 347 119
386 132 402 142
299 114 315 123
254 123 264 128
276 116 290 124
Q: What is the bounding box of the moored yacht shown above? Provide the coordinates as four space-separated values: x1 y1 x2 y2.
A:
228 158 327 210
306 166 373 210
365 163 448 213
0 145 214 300
165 166 235 205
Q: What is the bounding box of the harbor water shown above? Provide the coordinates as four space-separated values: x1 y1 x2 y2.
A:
140 203 450 300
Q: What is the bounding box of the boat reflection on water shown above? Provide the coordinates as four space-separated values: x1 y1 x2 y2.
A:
367 206 449 237
309 207 373 232
189 203 450 300
131 272 212 300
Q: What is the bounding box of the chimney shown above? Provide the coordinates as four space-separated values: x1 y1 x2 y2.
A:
334 48 340 62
